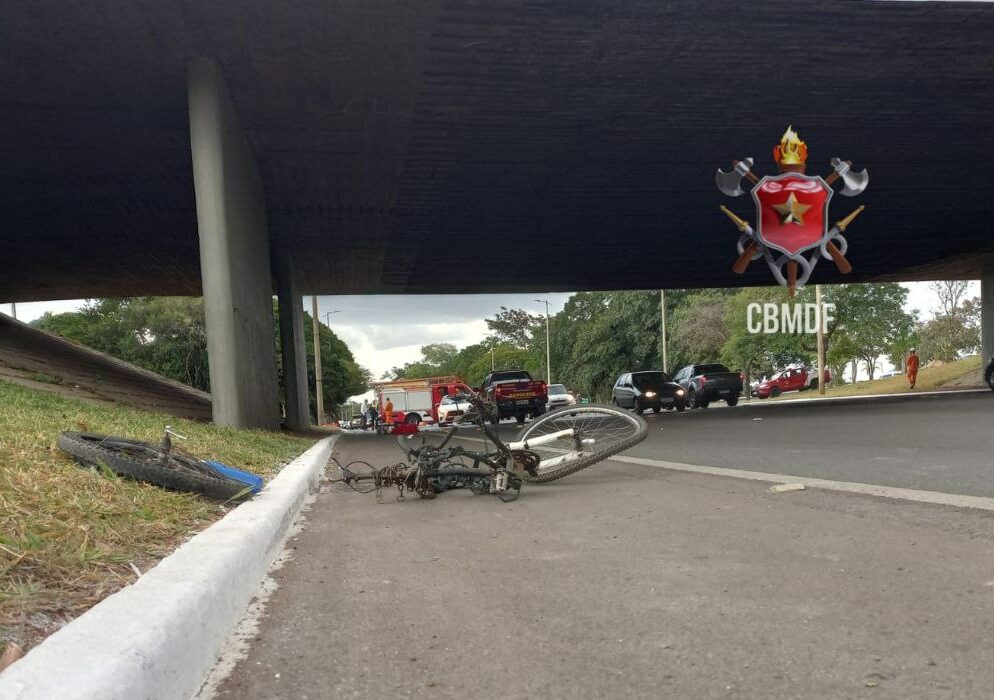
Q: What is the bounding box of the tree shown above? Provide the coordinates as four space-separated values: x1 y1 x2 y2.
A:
671 291 730 364
485 307 542 349
917 314 979 362
420 343 458 368
826 333 860 383
930 280 970 316
34 297 370 423
827 284 914 380
721 287 811 388
35 297 210 390
297 309 369 420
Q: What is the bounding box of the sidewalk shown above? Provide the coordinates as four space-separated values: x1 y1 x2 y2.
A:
209 434 994 699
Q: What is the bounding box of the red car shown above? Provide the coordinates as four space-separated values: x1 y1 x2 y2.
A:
752 366 831 398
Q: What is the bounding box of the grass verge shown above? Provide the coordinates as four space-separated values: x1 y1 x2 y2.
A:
0 380 312 652
763 355 982 401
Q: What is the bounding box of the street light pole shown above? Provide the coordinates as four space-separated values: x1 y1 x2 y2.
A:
816 285 826 396
659 290 668 373
10 303 16 320
534 299 551 384
311 296 324 425
324 310 340 328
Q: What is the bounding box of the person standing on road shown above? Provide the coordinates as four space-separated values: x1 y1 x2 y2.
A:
905 348 920 389
383 397 395 432
360 398 370 430
367 401 378 432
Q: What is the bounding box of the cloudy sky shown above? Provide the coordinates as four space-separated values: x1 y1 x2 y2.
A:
3 282 977 382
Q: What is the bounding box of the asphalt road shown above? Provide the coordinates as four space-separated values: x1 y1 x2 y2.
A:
614 391 994 498
212 425 994 700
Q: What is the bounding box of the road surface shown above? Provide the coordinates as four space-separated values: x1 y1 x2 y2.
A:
209 394 994 699
622 391 994 498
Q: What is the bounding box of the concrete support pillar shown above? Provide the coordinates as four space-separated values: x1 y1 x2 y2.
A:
274 252 310 431
982 272 994 369
188 59 279 430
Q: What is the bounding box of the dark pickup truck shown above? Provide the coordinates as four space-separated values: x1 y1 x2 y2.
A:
671 363 743 409
480 369 548 424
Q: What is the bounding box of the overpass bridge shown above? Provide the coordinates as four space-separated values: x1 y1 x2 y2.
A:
2 1 993 428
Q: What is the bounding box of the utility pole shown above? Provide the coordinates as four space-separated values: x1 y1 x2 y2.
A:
311 295 324 425
534 298 551 383
490 346 495 370
10 303 16 320
816 284 826 396
659 290 668 373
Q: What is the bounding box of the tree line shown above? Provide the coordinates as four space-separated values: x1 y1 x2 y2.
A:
387 282 981 400
33 297 370 420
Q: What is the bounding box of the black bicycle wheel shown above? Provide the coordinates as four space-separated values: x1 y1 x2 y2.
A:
518 405 648 483
57 432 251 501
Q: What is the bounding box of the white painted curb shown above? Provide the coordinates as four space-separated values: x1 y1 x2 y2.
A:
0 435 337 700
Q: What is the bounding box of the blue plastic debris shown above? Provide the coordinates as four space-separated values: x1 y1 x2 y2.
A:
205 461 265 495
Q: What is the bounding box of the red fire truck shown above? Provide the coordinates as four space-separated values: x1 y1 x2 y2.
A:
372 376 474 425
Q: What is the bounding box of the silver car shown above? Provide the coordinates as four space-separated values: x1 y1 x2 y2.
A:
546 383 577 411
437 394 474 424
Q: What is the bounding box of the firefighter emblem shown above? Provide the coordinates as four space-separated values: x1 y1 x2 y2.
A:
715 126 868 295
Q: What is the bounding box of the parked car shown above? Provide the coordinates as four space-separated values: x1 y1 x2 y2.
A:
672 363 743 409
436 393 474 424
612 370 687 413
986 356 994 391
546 383 577 411
752 366 831 398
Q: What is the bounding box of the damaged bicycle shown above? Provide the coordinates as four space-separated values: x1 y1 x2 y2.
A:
333 392 648 502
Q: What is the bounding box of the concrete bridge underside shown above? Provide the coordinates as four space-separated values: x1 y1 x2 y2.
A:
2 1 993 427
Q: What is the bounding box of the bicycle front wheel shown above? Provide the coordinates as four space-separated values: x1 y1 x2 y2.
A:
58 432 251 501
518 405 648 483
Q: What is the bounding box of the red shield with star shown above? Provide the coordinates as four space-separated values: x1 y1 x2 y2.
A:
752 173 833 257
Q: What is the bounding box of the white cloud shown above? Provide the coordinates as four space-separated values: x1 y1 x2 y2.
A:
2 299 86 323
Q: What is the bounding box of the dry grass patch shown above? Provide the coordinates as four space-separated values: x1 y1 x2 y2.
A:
0 380 311 651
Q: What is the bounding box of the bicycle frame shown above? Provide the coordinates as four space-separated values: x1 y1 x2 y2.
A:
337 395 588 501
500 429 581 470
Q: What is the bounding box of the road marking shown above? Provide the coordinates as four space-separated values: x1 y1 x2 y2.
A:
611 454 994 512
444 430 994 511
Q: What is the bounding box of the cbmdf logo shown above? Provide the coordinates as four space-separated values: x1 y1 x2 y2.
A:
715 127 868 295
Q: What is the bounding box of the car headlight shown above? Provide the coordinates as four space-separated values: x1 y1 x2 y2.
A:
644 391 656 398
675 389 685 396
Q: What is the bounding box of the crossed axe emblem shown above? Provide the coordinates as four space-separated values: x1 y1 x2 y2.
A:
715 132 869 295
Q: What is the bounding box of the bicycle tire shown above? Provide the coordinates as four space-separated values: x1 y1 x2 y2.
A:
518 405 648 483
57 432 251 501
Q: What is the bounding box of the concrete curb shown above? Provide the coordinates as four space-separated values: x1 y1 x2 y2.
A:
0 435 337 700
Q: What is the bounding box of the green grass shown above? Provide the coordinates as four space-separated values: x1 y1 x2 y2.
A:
0 380 312 651
765 355 982 401
28 373 62 386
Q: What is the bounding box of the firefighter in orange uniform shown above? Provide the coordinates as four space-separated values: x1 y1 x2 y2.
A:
383 397 395 430
905 348 920 389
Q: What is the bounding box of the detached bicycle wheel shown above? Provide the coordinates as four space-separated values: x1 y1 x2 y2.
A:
57 432 251 501
518 405 648 483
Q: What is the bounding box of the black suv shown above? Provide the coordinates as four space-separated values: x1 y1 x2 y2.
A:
612 370 687 414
